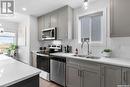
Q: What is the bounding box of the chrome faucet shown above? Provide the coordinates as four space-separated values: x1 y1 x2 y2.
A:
81 38 91 56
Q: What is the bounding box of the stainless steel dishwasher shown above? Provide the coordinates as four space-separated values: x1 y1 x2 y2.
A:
50 56 66 87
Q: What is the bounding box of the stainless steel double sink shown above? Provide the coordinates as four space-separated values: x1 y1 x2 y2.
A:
73 54 100 59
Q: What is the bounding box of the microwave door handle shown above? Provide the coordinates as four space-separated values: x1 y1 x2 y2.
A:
50 30 52 37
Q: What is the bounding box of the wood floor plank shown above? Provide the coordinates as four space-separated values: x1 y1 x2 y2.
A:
40 78 61 87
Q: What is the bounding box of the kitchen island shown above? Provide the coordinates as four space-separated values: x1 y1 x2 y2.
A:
0 54 41 87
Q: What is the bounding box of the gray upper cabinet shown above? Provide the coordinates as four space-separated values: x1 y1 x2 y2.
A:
101 65 122 87
57 6 68 40
110 0 130 37
44 14 51 28
38 16 44 40
50 11 58 27
57 6 73 40
37 5 73 41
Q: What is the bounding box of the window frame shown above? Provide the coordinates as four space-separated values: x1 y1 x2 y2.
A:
78 8 107 47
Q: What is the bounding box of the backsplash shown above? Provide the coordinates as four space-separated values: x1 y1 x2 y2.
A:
39 36 130 59
108 37 130 58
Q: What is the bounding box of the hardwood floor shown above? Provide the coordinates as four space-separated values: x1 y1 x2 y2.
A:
40 78 61 87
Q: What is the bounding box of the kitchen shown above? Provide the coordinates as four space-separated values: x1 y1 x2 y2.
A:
0 0 130 87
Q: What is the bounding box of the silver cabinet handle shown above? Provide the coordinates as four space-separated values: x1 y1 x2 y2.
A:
78 70 80 76
124 71 127 84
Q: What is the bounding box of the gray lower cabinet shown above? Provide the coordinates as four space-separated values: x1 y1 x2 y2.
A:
66 59 129 87
66 60 100 87
81 66 100 87
101 65 122 87
66 63 81 87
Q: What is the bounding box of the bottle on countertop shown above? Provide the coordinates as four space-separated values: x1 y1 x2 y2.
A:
67 45 72 53
64 47 67 53
75 48 78 55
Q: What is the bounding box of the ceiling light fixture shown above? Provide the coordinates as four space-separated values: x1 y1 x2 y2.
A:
0 24 2 27
22 8 27 11
84 0 88 9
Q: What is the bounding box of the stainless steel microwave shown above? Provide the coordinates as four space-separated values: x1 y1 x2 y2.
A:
41 27 57 40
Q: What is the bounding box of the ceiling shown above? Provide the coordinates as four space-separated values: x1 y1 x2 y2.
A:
15 0 95 17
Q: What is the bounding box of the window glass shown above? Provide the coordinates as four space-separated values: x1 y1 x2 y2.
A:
80 16 90 40
0 32 16 54
79 12 102 43
91 15 101 41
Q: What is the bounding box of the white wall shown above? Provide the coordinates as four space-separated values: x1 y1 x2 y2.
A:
18 15 40 65
30 16 40 51
18 14 30 64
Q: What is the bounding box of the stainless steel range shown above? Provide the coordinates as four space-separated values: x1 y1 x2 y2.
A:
37 53 50 80
36 45 62 81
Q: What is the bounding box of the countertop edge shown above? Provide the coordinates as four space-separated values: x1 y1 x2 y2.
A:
1 71 41 87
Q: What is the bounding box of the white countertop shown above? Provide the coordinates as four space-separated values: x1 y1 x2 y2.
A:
0 54 41 87
50 53 130 68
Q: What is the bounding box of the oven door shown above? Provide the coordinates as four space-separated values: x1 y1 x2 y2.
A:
37 55 50 73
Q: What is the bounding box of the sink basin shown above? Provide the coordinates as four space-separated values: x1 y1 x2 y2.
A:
73 54 87 57
86 56 100 59
73 55 100 59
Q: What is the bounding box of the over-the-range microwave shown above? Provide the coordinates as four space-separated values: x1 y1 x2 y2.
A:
41 27 57 40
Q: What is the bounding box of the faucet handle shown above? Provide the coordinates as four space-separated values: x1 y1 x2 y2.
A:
89 51 92 54
89 50 92 55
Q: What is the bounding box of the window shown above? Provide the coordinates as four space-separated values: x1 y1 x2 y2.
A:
0 32 16 53
78 10 107 47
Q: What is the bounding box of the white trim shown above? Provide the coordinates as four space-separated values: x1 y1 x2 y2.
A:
78 8 107 47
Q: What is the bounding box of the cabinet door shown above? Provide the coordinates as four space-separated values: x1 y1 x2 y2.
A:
51 11 58 27
44 14 51 28
38 16 44 40
122 68 130 85
101 65 122 87
57 7 68 40
110 0 130 37
66 64 81 87
81 66 100 87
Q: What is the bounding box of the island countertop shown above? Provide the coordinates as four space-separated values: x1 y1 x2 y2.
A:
0 54 41 87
